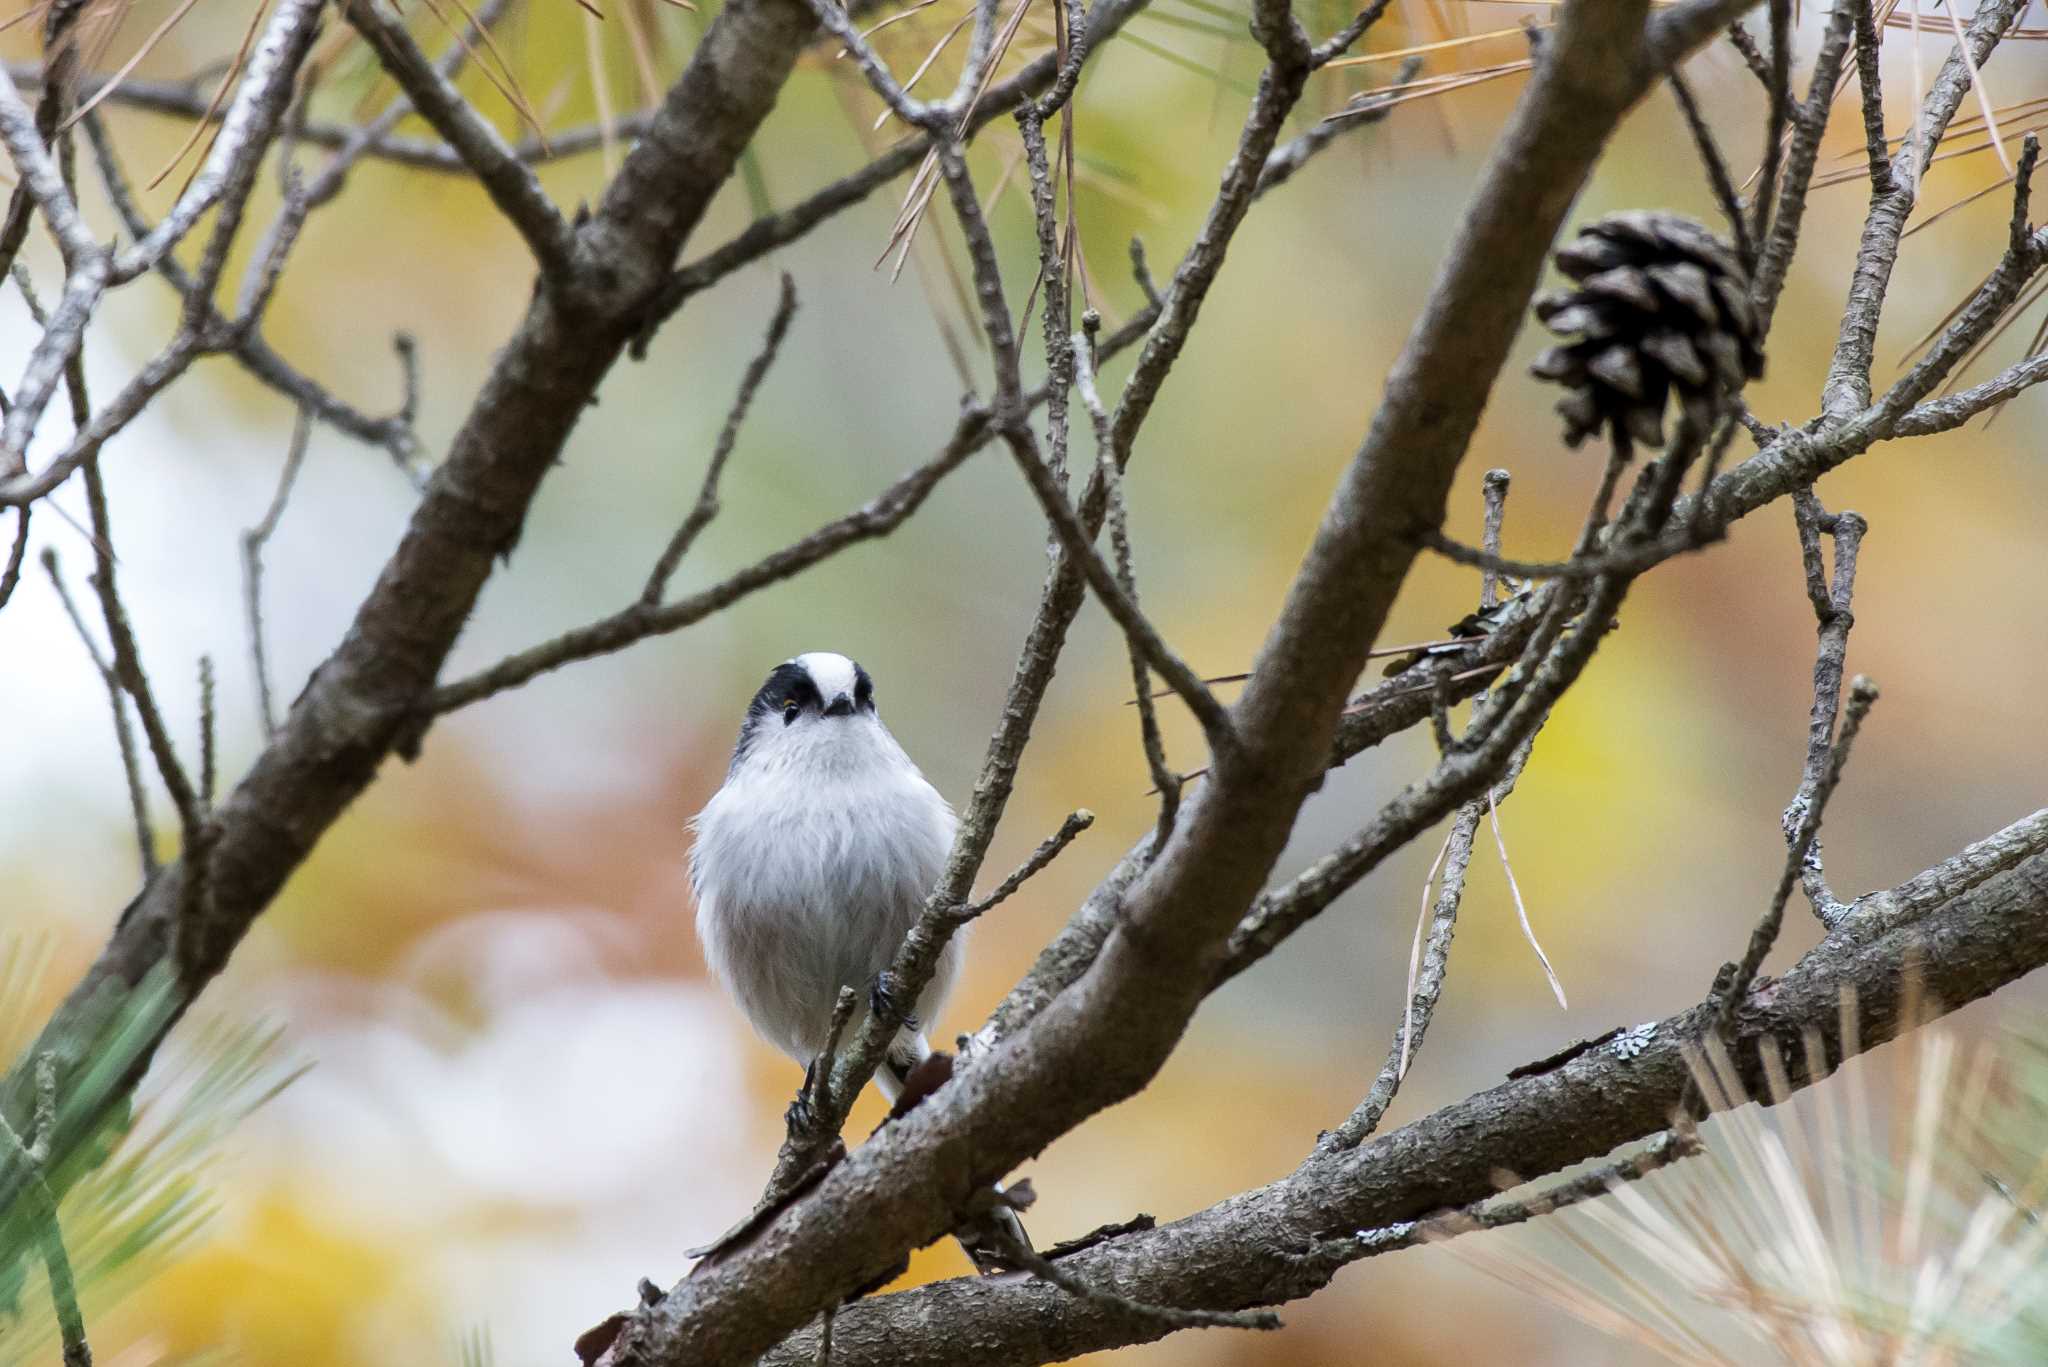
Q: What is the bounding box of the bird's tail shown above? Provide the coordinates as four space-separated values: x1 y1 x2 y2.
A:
880 1028 1033 1275
876 1025 931 1103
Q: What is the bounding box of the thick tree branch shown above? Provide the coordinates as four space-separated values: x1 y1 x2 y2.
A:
612 9 1753 1365
762 811 2048 1365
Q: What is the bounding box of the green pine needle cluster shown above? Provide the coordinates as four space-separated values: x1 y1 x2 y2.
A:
0 935 306 1366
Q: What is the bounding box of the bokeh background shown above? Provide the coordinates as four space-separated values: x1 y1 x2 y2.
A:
4 0 2047 1362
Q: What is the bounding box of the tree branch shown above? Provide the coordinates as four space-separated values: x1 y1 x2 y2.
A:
760 811 2048 1365
1783 491 1865 923
339 0 578 276
613 9 1750 1365
1822 0 2026 420
0 0 325 505
242 406 314 741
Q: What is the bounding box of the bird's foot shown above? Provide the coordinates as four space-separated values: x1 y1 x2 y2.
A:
870 969 912 1026
785 1088 817 1138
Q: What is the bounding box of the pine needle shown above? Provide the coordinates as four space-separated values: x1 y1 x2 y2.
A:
1488 786 1565 1009
62 0 206 133
146 0 266 191
1324 22 1553 70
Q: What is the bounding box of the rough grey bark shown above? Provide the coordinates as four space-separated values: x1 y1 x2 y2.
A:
762 814 2048 1365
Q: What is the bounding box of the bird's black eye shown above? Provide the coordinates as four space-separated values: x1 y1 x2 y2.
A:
781 697 801 724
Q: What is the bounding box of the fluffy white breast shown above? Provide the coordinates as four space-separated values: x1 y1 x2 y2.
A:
688 703 960 1063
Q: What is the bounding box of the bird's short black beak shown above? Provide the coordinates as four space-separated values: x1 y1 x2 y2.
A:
824 695 854 718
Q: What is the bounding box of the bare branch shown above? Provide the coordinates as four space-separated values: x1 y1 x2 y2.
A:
1750 1 1855 334
197 655 217 812
339 0 577 277
0 0 325 506
432 409 982 716
0 0 90 297
1333 803 1479 1150
767 811 2048 1365
0 45 97 272
925 141 1232 746
3 63 659 175
995 1225 1280 1336
1851 0 1893 198
1309 0 1393 69
104 0 326 283
1667 68 1753 270
1718 676 1879 1029
1078 326 1180 838
0 0 836 1245
1367 1126 1702 1255
1323 470 1517 1152
1748 0 1791 250
627 11 1762 1362
80 111 423 475
1822 0 2028 420
43 547 154 877
642 0 1155 350
966 809 1094 920
1893 347 2048 435
643 275 799 604
1874 222 2048 421
81 456 203 851
243 406 313 741
0 506 27 613
1784 492 1865 923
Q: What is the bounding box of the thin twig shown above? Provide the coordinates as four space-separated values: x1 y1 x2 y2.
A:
1353 470 1516 1137
80 111 422 475
1369 1128 1702 1255
1852 0 1894 197
1078 322 1181 841
1822 0 2029 419
993 1223 1279 1334
925 142 1234 749
81 456 203 849
43 547 154 876
1718 676 1880 1029
242 406 312 741
1751 1 1856 334
1333 810 1474 1150
196 655 216 811
1784 493 1867 925
431 407 987 716
1724 19 1771 87
0 505 27 612
0 0 326 506
1669 68 1754 271
1749 0 1792 248
643 275 799 604
339 0 577 277
965 810 1094 919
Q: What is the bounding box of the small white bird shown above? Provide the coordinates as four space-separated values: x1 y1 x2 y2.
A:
689 651 961 1101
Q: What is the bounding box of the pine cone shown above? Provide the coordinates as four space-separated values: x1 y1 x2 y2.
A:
1531 211 1763 450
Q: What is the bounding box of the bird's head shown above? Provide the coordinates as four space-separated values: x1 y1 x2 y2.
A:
728 651 884 777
